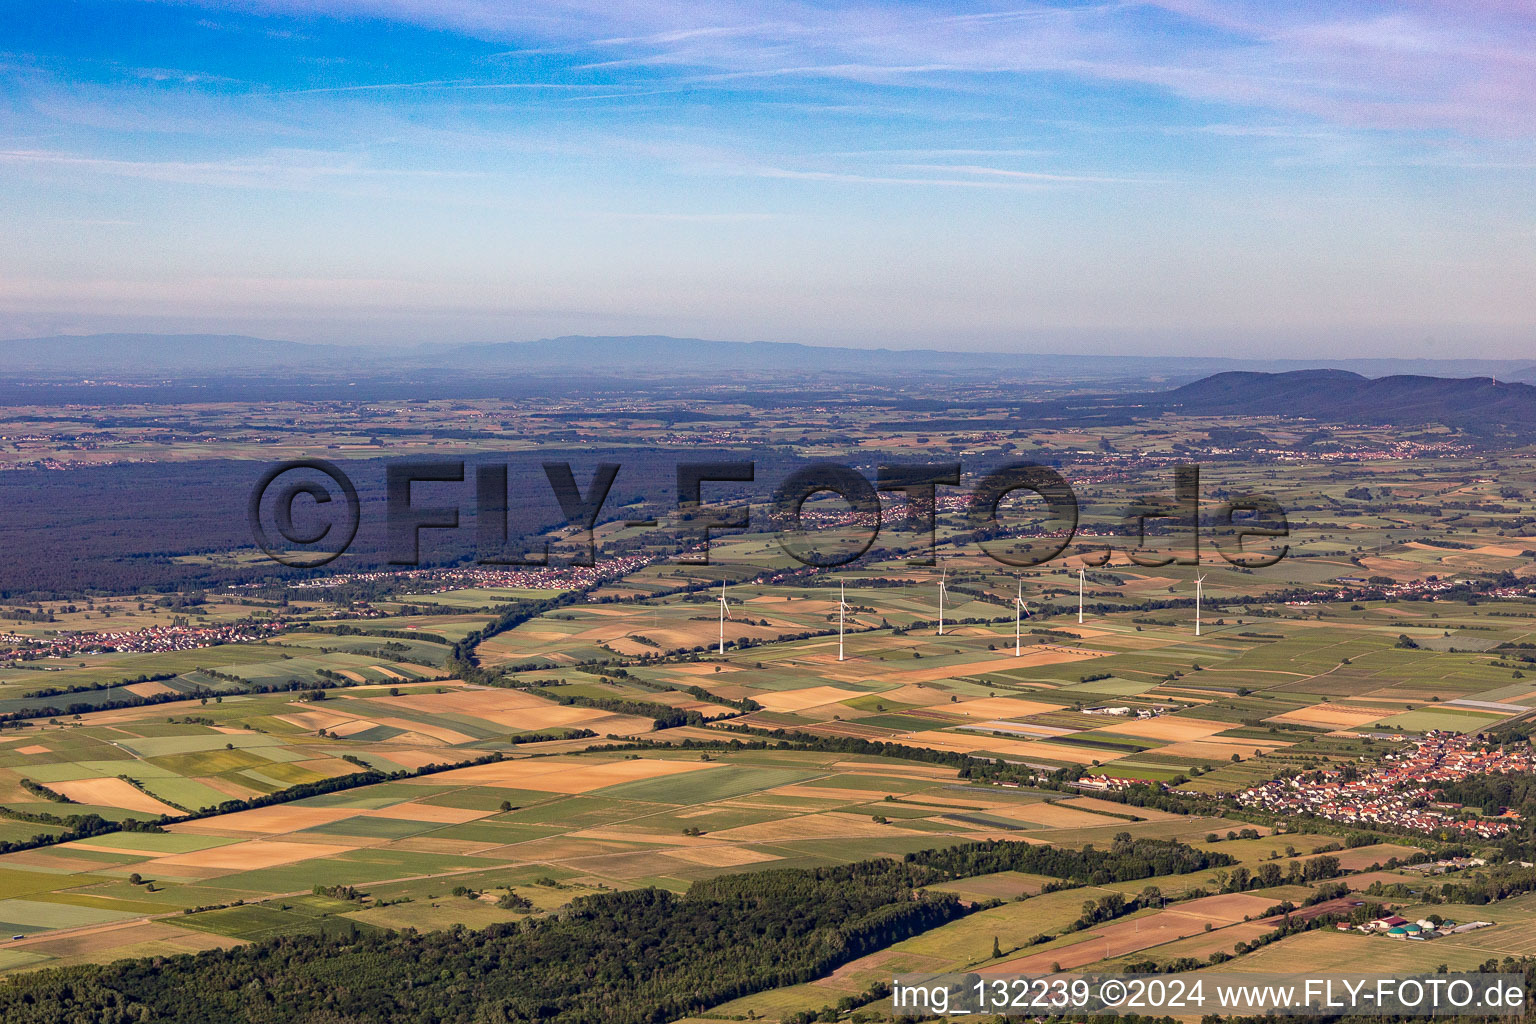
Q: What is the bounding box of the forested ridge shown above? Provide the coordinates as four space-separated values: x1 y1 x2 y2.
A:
0 838 1224 1023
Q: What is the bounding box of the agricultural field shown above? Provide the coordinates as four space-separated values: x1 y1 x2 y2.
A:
0 743 1206 971
4 407 1536 1018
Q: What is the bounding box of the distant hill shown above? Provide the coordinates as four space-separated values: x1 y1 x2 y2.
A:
1163 369 1536 430
1 332 1532 389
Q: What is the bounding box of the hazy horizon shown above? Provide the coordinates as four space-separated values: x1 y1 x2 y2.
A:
4 1 1535 358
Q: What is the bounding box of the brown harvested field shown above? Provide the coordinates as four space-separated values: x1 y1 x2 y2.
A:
1358 556 1430 580
363 802 493 824
1340 870 1420 891
753 685 865 712
1060 795 1182 820
944 697 1065 720
146 839 357 871
1097 716 1233 741
328 718 383 738
15 744 49 755
955 829 1051 843
1410 541 1526 558
987 892 1282 973
335 670 367 683
875 684 960 706
1156 738 1290 759
5 919 245 962
405 756 717 794
1146 688 1215 702
648 725 736 744
372 748 460 770
1300 843 1421 872
553 711 658 735
294 756 363 777
372 687 551 715
664 845 780 867
124 680 176 698
192 775 263 800
173 804 357 835
51 777 181 816
490 705 612 730
1119 919 1279 963
367 717 478 745
277 709 359 731
706 811 930 843
0 850 131 873
997 802 1128 828
1269 703 1396 728
935 872 1052 900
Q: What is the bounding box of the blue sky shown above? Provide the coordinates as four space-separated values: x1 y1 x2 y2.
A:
2 1 1534 356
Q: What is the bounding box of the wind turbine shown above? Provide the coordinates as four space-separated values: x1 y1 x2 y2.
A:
937 565 948 636
1014 578 1030 657
717 580 731 655
838 580 853 662
1194 573 1207 637
1078 567 1085 625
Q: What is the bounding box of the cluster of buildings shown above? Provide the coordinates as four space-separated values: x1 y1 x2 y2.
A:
1347 914 1492 940
1256 437 1473 463
284 555 656 593
1068 774 1149 793
1234 732 1529 839
1 619 284 660
1082 704 1167 719
1400 855 1489 875
1323 574 1478 604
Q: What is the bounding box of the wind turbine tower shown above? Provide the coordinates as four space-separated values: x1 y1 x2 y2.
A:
1014 579 1029 657
717 581 731 655
1078 567 1085 625
1195 573 1207 637
838 580 853 662
937 565 948 636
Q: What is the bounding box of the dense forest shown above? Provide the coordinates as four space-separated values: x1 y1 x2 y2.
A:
0 447 779 598
0 838 1223 1023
